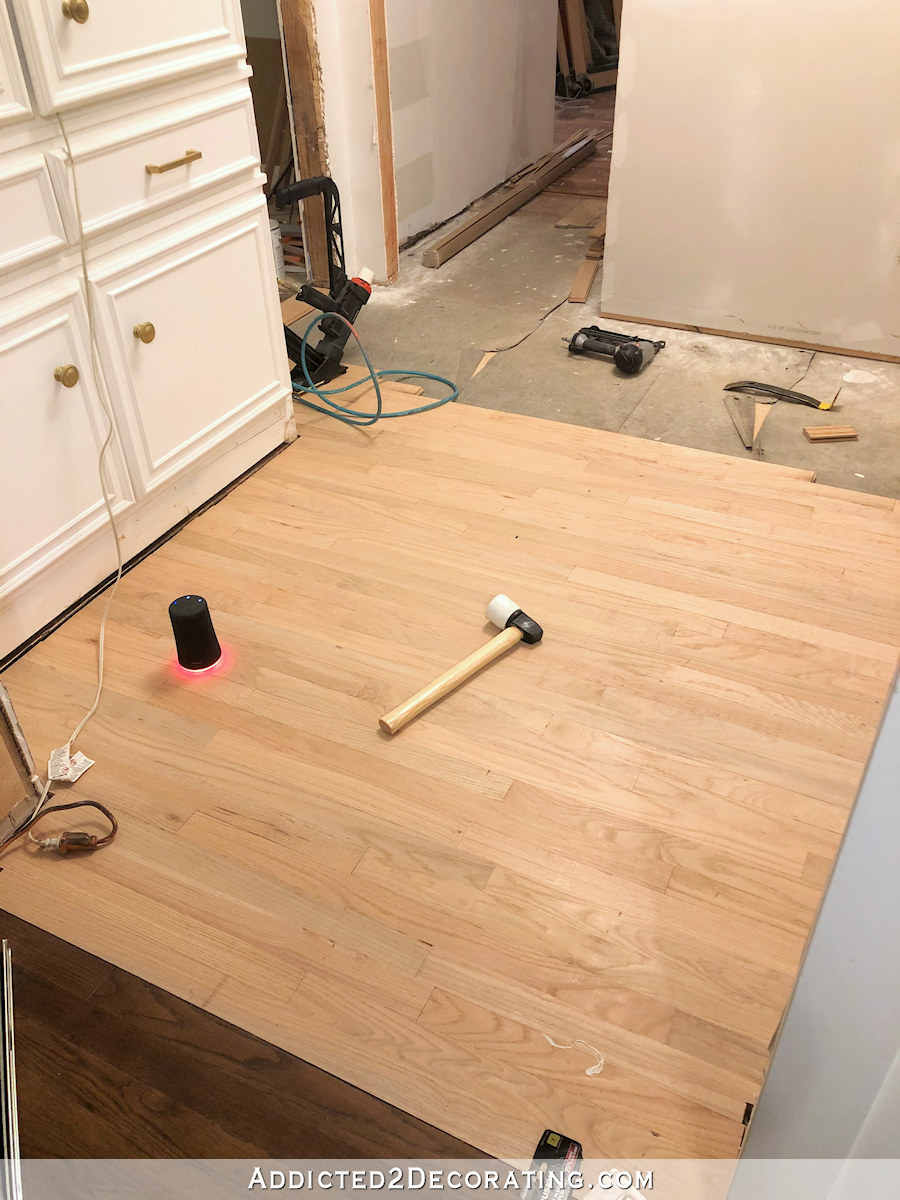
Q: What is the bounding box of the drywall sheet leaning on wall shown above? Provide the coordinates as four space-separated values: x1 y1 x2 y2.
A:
601 0 900 360
386 0 558 242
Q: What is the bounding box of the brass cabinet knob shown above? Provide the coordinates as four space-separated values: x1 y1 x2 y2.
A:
54 364 80 387
133 322 156 344
61 0 90 22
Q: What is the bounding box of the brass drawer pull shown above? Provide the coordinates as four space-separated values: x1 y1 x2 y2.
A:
54 364 79 387
133 322 156 344
145 149 202 175
61 0 90 22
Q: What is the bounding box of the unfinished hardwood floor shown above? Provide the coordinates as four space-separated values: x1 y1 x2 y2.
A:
1 402 898 1160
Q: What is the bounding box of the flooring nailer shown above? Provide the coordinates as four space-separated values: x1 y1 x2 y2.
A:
277 176 373 385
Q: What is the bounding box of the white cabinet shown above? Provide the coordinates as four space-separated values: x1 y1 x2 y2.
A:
90 198 288 499
0 1 293 659
0 155 69 271
0 285 130 601
0 3 31 125
10 0 245 114
45 84 261 238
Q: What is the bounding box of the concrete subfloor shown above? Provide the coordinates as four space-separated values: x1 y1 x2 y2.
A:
324 113 900 499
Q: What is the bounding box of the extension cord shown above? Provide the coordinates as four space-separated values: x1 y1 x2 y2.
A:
292 312 458 427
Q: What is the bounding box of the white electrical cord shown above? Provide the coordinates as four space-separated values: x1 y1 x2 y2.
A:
13 115 128 835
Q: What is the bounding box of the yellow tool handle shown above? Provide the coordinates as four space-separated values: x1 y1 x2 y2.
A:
379 625 523 735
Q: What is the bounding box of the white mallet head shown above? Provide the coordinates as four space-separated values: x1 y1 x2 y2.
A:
486 594 543 643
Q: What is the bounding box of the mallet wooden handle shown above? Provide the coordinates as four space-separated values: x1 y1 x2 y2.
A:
379 626 523 734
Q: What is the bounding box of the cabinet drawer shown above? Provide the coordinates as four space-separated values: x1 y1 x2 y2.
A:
89 199 288 499
48 92 261 238
0 3 31 126
11 0 245 115
0 287 130 601
0 157 69 272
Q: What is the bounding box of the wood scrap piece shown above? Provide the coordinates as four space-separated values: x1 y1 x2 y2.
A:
346 382 424 407
423 135 596 268
589 215 607 239
281 297 317 326
294 363 424 407
568 259 598 303
803 426 858 442
545 186 608 199
332 364 424 396
585 235 606 260
557 11 571 77
378 379 425 396
503 129 592 189
588 68 618 88
752 401 773 443
369 0 400 281
563 0 588 75
722 394 754 451
472 352 496 379
556 198 604 228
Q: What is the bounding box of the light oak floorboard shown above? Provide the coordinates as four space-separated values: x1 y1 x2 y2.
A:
2 403 898 1160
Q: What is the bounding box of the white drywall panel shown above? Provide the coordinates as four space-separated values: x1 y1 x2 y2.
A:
602 0 900 359
738 673 900 1160
312 0 388 280
386 0 557 241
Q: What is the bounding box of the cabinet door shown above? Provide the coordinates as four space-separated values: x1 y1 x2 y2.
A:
0 287 131 605
11 0 245 115
89 199 288 500
0 155 70 273
0 2 31 125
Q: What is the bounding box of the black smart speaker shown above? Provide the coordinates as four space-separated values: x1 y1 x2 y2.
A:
169 595 222 671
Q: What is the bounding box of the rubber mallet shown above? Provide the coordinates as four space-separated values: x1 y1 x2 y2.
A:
379 594 543 735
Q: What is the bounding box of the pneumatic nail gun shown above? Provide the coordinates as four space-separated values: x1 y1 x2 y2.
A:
564 326 665 374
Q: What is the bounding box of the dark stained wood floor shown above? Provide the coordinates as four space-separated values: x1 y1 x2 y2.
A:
1 912 480 1158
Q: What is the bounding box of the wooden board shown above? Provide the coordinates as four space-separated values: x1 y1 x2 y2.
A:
278 0 330 285
752 402 773 444
280 297 317 327
599 310 900 366
556 199 605 228
723 394 754 451
557 11 571 77
504 129 594 190
563 0 588 75
368 0 399 283
803 427 859 443
543 131 613 199
585 235 606 260
2 403 899 1162
294 362 425 409
423 137 596 268
568 259 599 302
